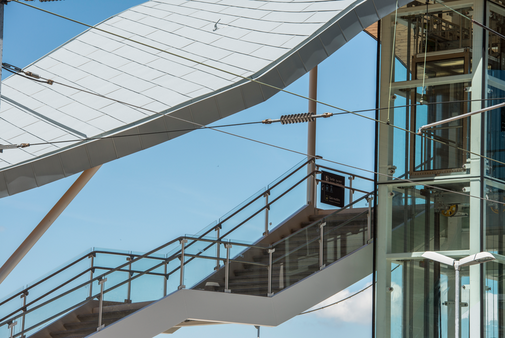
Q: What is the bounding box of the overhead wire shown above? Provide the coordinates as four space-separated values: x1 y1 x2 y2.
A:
11 0 505 171
2 0 503 316
299 265 401 315
7 0 505 208
7 60 505 172
299 283 372 315
6 64 505 120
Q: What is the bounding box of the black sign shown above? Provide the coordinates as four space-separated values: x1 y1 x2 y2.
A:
320 171 345 208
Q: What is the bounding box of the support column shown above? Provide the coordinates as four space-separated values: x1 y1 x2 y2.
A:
469 1 485 336
376 13 395 338
0 166 101 284
307 66 317 211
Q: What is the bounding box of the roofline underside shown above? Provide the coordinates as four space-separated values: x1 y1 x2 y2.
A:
0 0 409 198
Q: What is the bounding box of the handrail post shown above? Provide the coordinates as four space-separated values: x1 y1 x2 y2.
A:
319 222 326 270
366 196 374 243
88 253 95 299
163 259 168 297
224 243 232 293
20 291 27 337
268 248 275 296
8 321 17 338
178 239 187 290
349 175 355 208
279 263 284 290
215 225 221 270
313 166 318 214
264 192 270 236
125 256 132 303
97 277 107 331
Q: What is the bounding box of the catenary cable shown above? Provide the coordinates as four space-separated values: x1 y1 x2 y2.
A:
12 0 505 170
8 0 505 204
6 62 505 171
6 65 505 120
299 265 401 315
299 283 372 315
18 120 505 209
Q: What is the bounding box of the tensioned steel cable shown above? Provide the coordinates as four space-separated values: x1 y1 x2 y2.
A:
299 265 401 315
8 62 505 175
8 1 505 204
11 0 505 170
299 283 372 314
8 65 505 125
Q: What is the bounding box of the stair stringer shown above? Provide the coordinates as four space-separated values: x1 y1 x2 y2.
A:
88 243 373 338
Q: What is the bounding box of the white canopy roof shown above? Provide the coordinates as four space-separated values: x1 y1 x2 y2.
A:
0 0 408 197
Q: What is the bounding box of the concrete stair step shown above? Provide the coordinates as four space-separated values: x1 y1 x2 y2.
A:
50 326 97 338
92 300 153 314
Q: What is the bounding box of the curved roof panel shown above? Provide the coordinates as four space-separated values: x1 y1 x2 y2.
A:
0 0 409 197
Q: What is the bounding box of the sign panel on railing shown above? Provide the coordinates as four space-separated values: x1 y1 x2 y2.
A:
320 171 345 207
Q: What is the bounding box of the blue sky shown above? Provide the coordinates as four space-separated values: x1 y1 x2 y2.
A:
0 1 378 337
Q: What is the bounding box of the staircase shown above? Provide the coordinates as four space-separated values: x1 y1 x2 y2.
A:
0 159 375 338
32 301 153 338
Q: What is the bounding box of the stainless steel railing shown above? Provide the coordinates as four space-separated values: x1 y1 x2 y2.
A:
0 159 374 338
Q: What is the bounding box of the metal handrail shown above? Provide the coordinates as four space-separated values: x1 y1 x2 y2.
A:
271 192 373 247
4 191 374 332
1 160 373 336
0 251 92 308
219 172 314 240
0 234 183 328
316 164 375 182
0 266 92 323
182 236 267 250
0 158 313 315
211 158 313 235
272 209 371 265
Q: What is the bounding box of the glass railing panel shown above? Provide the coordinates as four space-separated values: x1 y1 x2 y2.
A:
0 295 24 324
273 245 319 289
12 256 91 318
94 251 130 270
194 220 218 238
0 317 22 338
183 253 218 290
130 256 165 275
164 257 184 295
151 241 181 258
225 215 265 258
130 265 165 303
227 247 268 297
227 260 265 296
100 270 128 303
267 159 308 191
219 187 266 225
184 237 215 257
219 197 266 243
21 283 89 338
21 250 91 291
272 226 320 289
268 178 307 233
